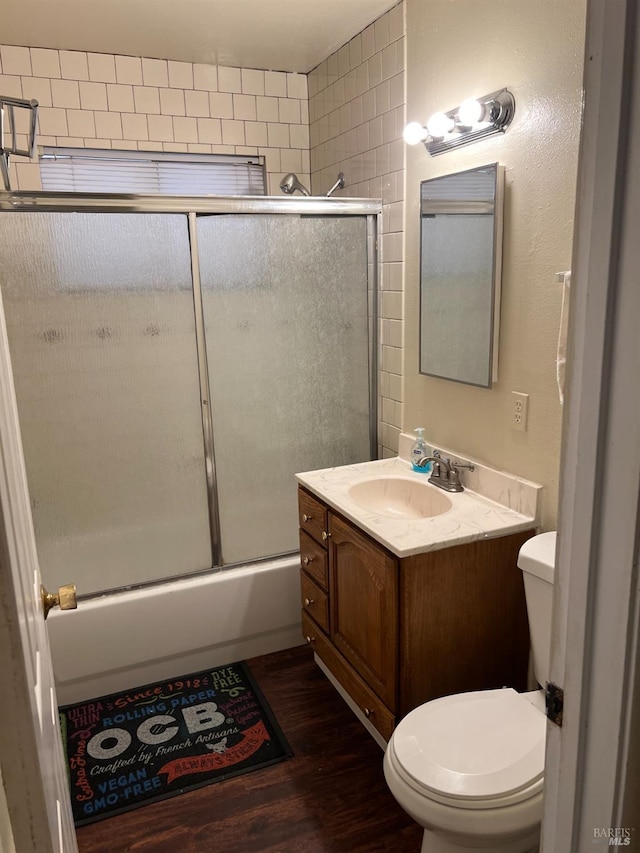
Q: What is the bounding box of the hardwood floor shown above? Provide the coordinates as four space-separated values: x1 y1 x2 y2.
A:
76 644 422 853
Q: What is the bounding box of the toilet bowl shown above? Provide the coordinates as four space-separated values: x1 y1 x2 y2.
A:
384 532 557 853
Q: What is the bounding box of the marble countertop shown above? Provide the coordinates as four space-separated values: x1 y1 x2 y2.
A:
295 456 541 558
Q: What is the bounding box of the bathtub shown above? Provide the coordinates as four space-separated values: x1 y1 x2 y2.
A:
48 554 303 705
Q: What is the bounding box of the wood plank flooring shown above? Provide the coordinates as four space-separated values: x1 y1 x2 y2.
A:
76 644 422 853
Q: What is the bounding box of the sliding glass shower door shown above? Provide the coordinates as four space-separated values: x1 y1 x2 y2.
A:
0 212 212 594
196 214 370 564
0 199 376 596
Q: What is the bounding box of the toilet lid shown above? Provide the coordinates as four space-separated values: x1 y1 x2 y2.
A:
393 688 546 801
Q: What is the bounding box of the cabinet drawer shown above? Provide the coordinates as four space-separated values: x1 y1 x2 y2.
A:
298 488 328 547
301 572 329 633
302 613 395 742
299 530 328 590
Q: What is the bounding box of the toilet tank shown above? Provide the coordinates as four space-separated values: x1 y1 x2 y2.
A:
517 531 557 687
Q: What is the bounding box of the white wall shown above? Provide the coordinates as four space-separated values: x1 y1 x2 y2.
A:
403 0 586 529
0 45 310 194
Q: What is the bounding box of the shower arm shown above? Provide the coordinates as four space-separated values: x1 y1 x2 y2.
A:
325 172 345 197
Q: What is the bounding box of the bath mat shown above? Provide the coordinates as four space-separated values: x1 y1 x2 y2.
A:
59 661 292 826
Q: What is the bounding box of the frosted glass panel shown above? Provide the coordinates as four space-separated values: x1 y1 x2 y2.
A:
420 214 494 386
0 212 211 594
419 163 502 388
198 215 370 564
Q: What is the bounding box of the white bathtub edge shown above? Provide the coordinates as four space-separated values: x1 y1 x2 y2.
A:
50 555 303 705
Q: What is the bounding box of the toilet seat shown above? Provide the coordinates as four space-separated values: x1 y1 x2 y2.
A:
391 688 546 810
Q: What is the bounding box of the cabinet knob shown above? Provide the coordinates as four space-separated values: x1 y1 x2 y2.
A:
302 556 313 565
305 635 315 645
302 513 312 522
303 597 314 607
363 708 374 719
321 530 331 541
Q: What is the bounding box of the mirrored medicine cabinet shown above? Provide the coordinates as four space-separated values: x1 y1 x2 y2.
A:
419 162 505 388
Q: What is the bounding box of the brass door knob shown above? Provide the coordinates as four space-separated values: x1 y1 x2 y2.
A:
41 583 77 620
302 556 313 565
305 635 315 644
303 597 314 607
364 708 374 718
321 531 331 541
302 513 312 522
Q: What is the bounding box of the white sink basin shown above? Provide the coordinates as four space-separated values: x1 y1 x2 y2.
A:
348 477 453 520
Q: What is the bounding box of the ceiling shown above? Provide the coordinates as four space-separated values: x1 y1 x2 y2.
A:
0 0 399 73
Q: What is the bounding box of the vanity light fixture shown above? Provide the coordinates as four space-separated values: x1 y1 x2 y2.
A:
403 88 515 156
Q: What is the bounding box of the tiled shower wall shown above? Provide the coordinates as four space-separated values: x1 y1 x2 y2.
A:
308 2 405 457
0 45 310 194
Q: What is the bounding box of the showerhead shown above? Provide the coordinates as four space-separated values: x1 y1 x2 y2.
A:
325 172 346 197
279 173 311 196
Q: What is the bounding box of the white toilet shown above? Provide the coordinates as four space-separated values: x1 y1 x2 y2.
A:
384 532 557 853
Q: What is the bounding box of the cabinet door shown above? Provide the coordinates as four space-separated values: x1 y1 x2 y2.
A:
329 512 398 711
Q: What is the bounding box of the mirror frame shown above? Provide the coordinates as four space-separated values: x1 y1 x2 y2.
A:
419 162 505 388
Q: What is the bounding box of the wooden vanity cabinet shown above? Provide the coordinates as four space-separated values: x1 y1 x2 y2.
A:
298 486 532 742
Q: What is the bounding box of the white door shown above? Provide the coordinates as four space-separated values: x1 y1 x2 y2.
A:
541 0 640 847
0 289 77 851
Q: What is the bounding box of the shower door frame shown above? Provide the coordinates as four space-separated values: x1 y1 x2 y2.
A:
0 192 381 577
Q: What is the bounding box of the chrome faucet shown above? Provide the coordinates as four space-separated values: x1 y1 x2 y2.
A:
416 450 475 493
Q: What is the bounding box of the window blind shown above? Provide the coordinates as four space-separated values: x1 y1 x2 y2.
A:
40 148 266 196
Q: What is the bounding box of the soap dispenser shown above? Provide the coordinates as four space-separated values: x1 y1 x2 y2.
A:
411 427 431 473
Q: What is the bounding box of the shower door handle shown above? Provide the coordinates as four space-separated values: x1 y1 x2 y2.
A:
41 583 77 620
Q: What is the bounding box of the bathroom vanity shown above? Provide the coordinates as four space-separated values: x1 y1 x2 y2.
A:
296 453 541 743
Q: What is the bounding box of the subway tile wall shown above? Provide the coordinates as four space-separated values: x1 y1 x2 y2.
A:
307 1 405 457
0 45 310 195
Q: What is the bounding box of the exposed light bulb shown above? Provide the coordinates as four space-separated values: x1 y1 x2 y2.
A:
458 98 484 127
426 112 455 139
403 121 428 145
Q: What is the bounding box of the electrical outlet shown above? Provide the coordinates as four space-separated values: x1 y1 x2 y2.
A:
511 391 529 432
